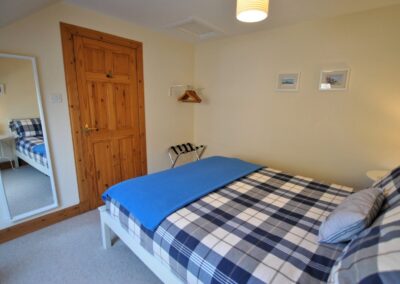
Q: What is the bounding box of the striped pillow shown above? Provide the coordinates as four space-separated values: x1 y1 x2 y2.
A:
329 198 400 283
319 187 384 243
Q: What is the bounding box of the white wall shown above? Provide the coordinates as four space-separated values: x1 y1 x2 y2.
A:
194 5 400 189
0 2 194 227
0 58 39 135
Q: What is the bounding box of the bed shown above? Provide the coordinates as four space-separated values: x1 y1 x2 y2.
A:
99 156 400 284
9 118 49 176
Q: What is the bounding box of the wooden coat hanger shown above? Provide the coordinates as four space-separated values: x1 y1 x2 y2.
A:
177 90 202 103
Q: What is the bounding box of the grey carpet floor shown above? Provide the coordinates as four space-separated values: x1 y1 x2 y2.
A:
0 210 162 284
2 165 53 217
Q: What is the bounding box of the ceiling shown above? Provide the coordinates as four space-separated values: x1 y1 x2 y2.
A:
2 0 400 42
0 0 59 27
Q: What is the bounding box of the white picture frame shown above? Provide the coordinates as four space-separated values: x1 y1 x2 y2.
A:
0 84 5 96
276 72 300 92
319 69 350 91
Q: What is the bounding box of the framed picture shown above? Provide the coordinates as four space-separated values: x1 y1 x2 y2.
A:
319 69 350 91
276 72 300 91
0 84 4 96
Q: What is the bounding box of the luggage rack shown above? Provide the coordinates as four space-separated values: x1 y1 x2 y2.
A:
168 143 206 168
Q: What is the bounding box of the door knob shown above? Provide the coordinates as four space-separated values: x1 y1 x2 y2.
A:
83 123 98 132
106 71 113 78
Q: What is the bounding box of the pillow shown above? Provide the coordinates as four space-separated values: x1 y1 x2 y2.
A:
328 199 400 283
9 118 43 138
319 187 384 243
373 166 400 208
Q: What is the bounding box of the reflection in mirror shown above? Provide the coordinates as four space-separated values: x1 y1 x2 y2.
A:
0 54 58 225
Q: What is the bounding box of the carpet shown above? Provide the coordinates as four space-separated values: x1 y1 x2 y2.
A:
2 165 53 217
0 210 162 284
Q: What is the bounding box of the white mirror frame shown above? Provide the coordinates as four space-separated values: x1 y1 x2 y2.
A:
0 53 58 223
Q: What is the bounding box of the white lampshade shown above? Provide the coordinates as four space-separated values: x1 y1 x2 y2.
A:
236 0 269 23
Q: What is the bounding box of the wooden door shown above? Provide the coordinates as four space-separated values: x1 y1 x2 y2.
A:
61 24 147 209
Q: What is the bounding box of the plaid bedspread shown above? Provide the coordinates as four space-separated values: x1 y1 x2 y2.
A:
106 167 354 284
16 136 48 168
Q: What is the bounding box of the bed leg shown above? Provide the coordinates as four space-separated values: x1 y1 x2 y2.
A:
101 219 112 249
14 157 19 168
99 206 112 249
11 142 19 168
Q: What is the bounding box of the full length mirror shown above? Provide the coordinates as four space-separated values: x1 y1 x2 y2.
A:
0 53 58 225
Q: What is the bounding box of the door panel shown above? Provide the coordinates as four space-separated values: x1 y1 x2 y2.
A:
92 141 117 197
119 136 139 180
73 33 144 207
114 84 133 129
112 53 130 76
83 47 106 73
87 81 109 130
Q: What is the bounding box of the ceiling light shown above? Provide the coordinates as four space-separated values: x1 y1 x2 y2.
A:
236 0 269 23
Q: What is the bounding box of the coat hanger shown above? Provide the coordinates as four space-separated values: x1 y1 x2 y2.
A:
177 90 202 103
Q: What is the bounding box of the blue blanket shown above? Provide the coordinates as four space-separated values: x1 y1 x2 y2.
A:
102 156 262 231
32 143 46 157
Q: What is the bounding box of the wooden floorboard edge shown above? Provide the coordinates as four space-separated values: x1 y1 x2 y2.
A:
0 202 89 243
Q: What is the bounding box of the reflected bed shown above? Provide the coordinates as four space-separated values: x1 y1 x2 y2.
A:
15 136 48 175
9 118 49 176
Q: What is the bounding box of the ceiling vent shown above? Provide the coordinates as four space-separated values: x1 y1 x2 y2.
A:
166 17 223 40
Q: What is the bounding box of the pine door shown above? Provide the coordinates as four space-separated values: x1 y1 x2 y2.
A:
73 33 145 207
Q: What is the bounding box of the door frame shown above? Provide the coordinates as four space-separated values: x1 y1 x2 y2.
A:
60 23 147 210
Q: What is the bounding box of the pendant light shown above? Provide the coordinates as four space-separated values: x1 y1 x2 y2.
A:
236 0 269 23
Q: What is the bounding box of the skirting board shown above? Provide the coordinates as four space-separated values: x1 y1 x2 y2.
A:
98 206 183 284
0 202 87 243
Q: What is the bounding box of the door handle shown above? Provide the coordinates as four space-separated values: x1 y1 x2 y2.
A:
83 123 98 132
106 71 113 78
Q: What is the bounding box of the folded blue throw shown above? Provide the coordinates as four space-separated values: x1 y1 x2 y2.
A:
102 156 262 231
32 143 46 157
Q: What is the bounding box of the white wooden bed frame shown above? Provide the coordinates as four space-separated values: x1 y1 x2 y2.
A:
16 149 50 176
98 206 183 284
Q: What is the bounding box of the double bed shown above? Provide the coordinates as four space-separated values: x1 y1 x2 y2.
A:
99 156 400 283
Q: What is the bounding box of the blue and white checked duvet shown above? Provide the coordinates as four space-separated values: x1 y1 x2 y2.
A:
105 167 354 284
16 136 48 168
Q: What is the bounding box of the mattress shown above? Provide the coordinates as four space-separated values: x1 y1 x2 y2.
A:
106 167 354 284
15 136 48 168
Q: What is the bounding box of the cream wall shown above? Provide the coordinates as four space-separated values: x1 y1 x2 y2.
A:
0 58 39 135
0 2 194 226
194 5 400 189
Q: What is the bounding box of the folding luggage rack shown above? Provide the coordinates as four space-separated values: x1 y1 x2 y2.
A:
168 143 206 168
